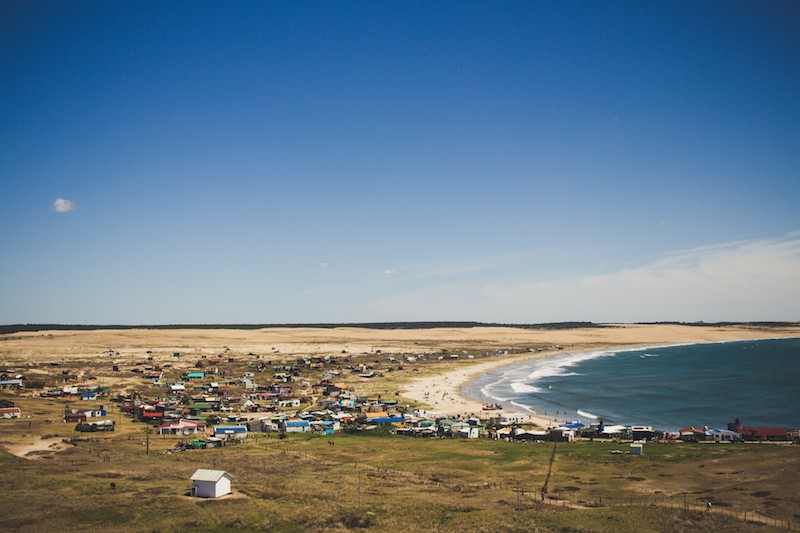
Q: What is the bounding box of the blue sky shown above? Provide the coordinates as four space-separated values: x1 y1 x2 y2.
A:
1 2 799 324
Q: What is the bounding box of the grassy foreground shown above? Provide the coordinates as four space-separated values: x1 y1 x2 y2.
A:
0 429 797 532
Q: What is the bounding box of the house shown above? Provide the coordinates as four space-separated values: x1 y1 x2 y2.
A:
599 424 628 438
495 427 514 440
0 379 23 389
212 425 247 440
549 428 575 442
678 427 706 442
64 408 106 423
76 420 115 432
368 416 405 425
631 425 657 440
499 413 527 425
511 428 547 441
284 420 311 433
141 410 164 422
705 428 740 442
456 426 481 439
190 469 231 498
0 407 21 419
185 402 215 416
739 427 790 442
159 419 207 435
311 420 341 434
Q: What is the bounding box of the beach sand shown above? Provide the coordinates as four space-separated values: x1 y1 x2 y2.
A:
401 352 559 426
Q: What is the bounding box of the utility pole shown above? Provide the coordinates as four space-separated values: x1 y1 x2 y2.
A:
145 427 151 455
357 462 362 507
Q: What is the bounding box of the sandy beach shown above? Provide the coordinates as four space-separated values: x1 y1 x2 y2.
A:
399 323 800 427
401 352 560 426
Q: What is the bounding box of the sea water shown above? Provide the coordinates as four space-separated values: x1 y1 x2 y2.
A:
472 337 800 431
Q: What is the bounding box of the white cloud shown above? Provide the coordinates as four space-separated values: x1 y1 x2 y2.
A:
52 198 77 213
319 261 330 269
384 268 401 276
372 232 800 322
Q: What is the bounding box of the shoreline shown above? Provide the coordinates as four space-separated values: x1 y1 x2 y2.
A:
401 334 800 429
401 348 588 428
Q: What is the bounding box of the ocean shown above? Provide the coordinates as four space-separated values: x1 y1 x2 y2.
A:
469 337 800 431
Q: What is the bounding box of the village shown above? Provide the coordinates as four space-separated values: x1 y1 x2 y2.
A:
2 344 796 450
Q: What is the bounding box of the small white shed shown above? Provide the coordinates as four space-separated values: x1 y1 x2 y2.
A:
630 443 644 455
190 469 232 498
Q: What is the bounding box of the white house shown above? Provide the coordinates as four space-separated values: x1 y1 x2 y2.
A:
499 413 527 425
706 428 740 442
284 420 311 433
457 426 481 439
212 425 248 440
159 419 206 435
190 469 231 498
0 407 21 418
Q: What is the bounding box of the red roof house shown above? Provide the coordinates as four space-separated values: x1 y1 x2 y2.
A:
739 427 789 441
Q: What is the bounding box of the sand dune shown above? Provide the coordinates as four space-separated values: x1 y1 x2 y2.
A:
3 323 797 362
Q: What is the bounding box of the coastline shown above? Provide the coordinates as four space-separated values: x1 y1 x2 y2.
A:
401 348 589 428
401 328 800 429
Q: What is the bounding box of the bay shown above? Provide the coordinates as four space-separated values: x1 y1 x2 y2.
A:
474 337 800 431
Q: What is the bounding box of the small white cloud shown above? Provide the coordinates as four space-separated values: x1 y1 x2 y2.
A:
53 198 77 213
319 261 330 269
384 268 401 276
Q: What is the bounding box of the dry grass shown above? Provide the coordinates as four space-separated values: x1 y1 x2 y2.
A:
0 430 796 532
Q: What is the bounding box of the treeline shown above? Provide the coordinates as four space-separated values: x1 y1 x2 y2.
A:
635 321 799 328
0 321 610 335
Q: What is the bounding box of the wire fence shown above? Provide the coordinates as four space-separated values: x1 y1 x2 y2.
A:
533 491 797 530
